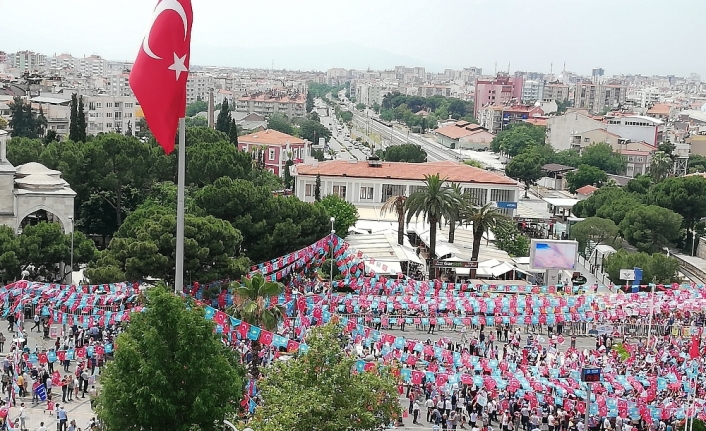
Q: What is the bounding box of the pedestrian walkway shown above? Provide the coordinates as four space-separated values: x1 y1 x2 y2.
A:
2 323 97 431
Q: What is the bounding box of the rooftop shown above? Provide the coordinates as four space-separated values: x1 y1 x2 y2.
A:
294 160 518 185
434 121 489 140
238 129 305 146
542 163 575 173
575 185 598 195
646 104 673 116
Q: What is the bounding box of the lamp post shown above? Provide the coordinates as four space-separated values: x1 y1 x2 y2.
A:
68 216 74 285
330 216 335 304
646 282 656 349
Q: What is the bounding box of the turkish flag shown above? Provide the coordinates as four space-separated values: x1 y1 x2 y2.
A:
129 0 193 154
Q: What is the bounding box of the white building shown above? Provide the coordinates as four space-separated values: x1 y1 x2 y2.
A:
186 73 214 104
546 111 605 151
522 80 544 104
292 159 520 216
85 95 139 134
605 115 664 147
356 83 391 106
107 72 132 97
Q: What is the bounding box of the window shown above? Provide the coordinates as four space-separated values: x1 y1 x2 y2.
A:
359 187 373 200
106 102 113 108
115 112 122 119
637 157 644 162
332 185 347 198
96 102 102 109
628 156 634 162
106 123 112 128
584 138 590 142
268 149 275 161
106 112 112 118
114 102 121 109
125 103 133 108
305 183 315 197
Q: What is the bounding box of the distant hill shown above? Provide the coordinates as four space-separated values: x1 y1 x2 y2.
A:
191 41 449 72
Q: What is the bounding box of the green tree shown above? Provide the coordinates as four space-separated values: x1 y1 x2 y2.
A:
595 195 643 226
405 174 457 278
248 323 399 431
550 149 582 167
461 202 509 273
490 124 545 156
0 117 7 130
319 194 359 238
185 99 208 117
493 223 530 257
355 102 366 111
267 113 294 135
619 205 683 253
87 204 249 284
227 273 285 331
185 116 208 128
650 151 673 182
283 159 294 189
569 217 620 256
306 90 314 113
505 152 544 198
6 137 43 166
580 142 626 174
378 143 427 163
381 195 407 246
625 175 653 195
69 93 79 142
77 96 87 142
572 186 638 219
372 101 380 113
0 226 21 283
215 99 232 134
648 175 706 237
447 183 463 244
301 119 331 143
311 148 326 162
308 111 320 123
565 164 608 193
604 250 680 285
8 96 39 138
688 155 706 174
43 130 59 145
315 173 322 202
186 140 252 187
96 285 244 431
228 119 239 145
194 177 330 263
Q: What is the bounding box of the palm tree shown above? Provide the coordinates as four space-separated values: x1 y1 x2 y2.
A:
649 151 673 182
448 183 463 244
405 174 457 279
226 273 286 331
460 202 509 277
381 195 407 245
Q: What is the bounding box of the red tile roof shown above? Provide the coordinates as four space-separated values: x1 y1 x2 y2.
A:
295 160 517 186
575 185 598 195
646 104 672 115
239 129 305 146
435 122 488 140
524 118 547 126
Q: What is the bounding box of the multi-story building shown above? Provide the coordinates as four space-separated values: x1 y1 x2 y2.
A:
501 105 544 130
434 121 495 150
574 82 627 113
236 92 306 118
620 149 652 177
477 105 504 135
107 72 132 97
84 95 139 134
292 159 519 216
605 115 663 147
546 111 605 151
237 129 308 177
77 55 107 77
542 82 570 103
13 51 46 71
356 83 391 107
521 80 544 103
473 74 523 117
186 73 214 104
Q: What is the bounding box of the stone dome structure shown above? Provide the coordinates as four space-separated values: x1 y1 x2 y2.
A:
15 162 61 178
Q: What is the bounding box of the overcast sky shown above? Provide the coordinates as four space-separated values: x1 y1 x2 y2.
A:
1 0 704 77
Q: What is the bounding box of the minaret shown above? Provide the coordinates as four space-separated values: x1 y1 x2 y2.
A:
207 88 215 129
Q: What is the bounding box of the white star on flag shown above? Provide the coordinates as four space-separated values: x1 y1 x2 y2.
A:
168 52 189 80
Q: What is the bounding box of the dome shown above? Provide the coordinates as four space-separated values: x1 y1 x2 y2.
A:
15 162 60 178
15 174 67 190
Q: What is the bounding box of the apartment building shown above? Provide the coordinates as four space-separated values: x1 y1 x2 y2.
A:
85 95 138 134
13 51 46 71
605 115 663 147
356 83 391 106
236 93 306 118
186 73 214 104
546 111 605 151
542 82 569 103
107 72 132 97
473 74 523 117
522 80 544 103
574 82 627 113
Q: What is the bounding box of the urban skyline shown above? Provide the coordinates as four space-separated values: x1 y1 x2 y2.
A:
1 0 705 77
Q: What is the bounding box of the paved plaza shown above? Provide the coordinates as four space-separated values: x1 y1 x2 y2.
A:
3 323 97 431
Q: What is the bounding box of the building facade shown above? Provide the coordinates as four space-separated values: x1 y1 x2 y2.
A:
236 93 306 118
293 160 519 216
473 75 524 117
574 82 627 113
546 111 605 151
605 115 663 147
237 129 308 177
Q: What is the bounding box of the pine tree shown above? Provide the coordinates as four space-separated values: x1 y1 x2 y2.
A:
228 119 238 145
315 173 322 202
69 93 79 141
284 159 294 189
215 99 231 133
306 91 314 113
35 106 47 137
77 96 87 142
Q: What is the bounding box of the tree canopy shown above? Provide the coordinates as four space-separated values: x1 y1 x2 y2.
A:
569 217 620 256
8 96 46 139
377 143 427 163
96 285 244 431
248 323 399 431
490 124 545 156
604 250 680 285
618 205 683 253
267 113 294 135
319 194 359 237
505 152 543 197
565 164 608 193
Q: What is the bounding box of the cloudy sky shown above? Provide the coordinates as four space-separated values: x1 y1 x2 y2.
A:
1 0 703 77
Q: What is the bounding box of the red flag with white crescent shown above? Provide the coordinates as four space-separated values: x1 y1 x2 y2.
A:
130 0 193 154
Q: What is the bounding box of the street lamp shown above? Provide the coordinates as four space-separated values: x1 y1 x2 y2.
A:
68 216 74 285
330 216 335 298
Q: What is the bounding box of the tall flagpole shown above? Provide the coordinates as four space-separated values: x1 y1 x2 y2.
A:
175 117 186 293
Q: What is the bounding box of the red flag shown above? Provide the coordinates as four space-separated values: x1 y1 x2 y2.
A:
690 335 701 359
129 0 193 153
